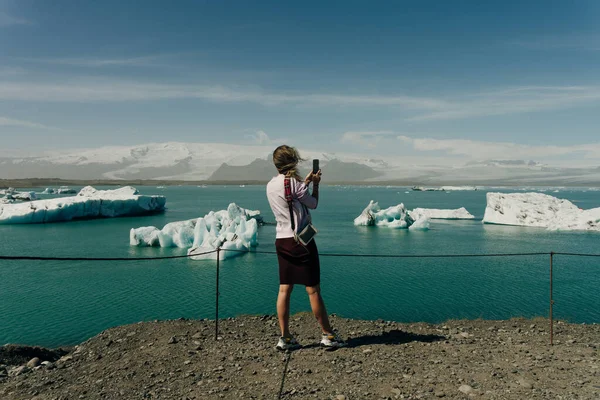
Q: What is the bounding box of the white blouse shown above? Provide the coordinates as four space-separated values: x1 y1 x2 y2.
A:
266 174 318 239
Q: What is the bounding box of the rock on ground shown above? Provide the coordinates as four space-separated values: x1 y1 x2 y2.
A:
0 314 598 399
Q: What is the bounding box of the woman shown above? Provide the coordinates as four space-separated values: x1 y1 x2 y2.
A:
266 145 346 351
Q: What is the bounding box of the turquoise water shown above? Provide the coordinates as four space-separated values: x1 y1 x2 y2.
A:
1 185 599 347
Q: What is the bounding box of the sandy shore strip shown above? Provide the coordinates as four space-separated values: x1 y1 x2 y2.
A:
1 313 598 399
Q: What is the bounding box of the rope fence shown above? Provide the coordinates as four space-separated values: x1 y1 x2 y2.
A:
2 249 600 346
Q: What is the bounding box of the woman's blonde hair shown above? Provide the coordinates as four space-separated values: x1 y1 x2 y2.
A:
272 145 304 180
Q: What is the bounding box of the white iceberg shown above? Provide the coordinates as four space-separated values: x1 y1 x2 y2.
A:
0 186 166 224
483 192 600 231
440 186 479 191
42 188 56 194
129 226 161 246
412 186 478 191
409 207 475 220
0 188 36 202
354 200 422 229
12 191 37 201
57 186 77 194
130 203 261 261
408 216 430 230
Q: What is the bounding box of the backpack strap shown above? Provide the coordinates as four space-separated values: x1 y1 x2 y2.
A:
284 177 296 232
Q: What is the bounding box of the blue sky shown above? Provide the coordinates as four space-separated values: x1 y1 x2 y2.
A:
1 0 600 164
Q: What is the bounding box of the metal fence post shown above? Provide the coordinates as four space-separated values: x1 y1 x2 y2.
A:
215 247 220 340
550 251 554 345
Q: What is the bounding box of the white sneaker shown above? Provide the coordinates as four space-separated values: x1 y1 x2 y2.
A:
276 336 301 351
320 331 347 349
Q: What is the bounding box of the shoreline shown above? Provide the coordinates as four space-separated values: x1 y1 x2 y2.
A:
2 178 598 189
1 314 598 399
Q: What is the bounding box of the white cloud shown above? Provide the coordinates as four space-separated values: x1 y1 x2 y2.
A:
341 131 396 148
0 11 30 27
243 130 289 146
12 54 180 68
1 79 600 123
0 66 26 76
397 135 600 161
245 130 272 145
0 116 53 129
0 80 448 109
510 34 600 52
408 86 600 122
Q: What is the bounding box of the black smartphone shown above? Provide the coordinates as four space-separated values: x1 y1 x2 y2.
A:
312 159 319 174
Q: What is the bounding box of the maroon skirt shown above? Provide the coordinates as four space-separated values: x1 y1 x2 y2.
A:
275 238 320 286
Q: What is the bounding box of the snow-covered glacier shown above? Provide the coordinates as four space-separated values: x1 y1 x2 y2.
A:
0 186 166 224
483 192 600 231
130 203 261 260
353 200 428 230
409 207 475 220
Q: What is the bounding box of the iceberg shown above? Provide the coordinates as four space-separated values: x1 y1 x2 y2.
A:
0 186 166 224
129 226 161 247
130 203 261 261
409 207 475 220
57 186 77 194
12 191 37 201
38 186 76 195
412 186 478 191
128 219 198 248
1 189 37 203
408 216 430 230
440 186 478 191
354 200 420 229
483 192 600 231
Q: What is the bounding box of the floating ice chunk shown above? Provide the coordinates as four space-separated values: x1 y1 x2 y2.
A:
42 188 56 194
131 203 261 261
409 216 430 230
0 190 36 202
412 186 478 191
57 186 77 194
354 200 416 229
78 186 139 197
409 207 475 220
0 186 166 224
483 192 600 231
12 191 37 201
439 186 478 191
129 226 161 246
158 219 196 248
0 188 36 201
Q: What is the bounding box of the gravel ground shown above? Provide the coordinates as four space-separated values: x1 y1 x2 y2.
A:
1 313 598 399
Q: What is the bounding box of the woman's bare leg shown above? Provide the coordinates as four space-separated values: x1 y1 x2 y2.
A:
306 284 333 333
277 284 294 337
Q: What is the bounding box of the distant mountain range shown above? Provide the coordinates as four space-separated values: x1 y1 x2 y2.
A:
1 142 599 185
209 158 382 182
